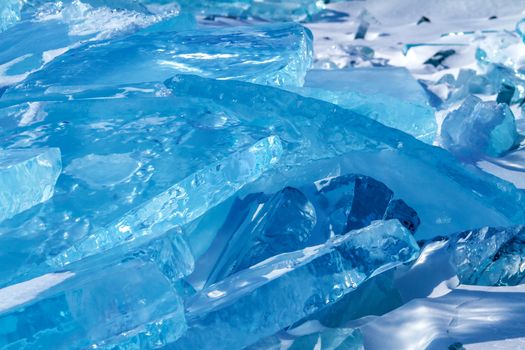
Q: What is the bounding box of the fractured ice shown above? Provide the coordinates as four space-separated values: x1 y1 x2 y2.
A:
0 0 192 87
448 225 525 286
165 75 525 239
290 67 436 143
0 147 61 223
172 220 419 350
0 0 21 32
3 2 525 349
206 174 420 286
0 256 187 349
2 21 312 102
440 95 519 159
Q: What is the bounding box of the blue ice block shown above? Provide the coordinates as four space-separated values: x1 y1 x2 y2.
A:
0 0 193 88
50 135 283 267
204 174 419 286
0 0 21 32
174 0 337 21
0 257 187 350
164 74 525 240
448 225 525 286
440 95 520 159
0 147 61 223
3 21 312 102
288 68 436 143
171 220 419 350
0 95 282 286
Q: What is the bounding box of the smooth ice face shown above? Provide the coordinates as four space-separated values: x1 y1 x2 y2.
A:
3 21 312 102
290 68 436 143
440 95 520 159
50 136 283 267
165 75 525 240
0 0 21 32
0 257 186 350
171 220 419 350
0 148 61 223
205 187 318 286
204 174 420 286
0 95 282 286
0 0 192 87
448 225 525 286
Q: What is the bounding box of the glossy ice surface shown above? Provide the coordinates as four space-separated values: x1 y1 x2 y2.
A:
440 95 519 159
172 220 419 350
206 174 420 286
291 68 437 143
0 257 187 350
165 74 525 240
3 1 525 349
0 0 21 32
0 147 61 223
2 21 312 104
449 225 525 286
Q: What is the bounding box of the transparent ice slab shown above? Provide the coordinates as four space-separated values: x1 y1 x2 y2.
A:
170 220 419 350
164 74 525 240
288 68 436 143
0 147 61 223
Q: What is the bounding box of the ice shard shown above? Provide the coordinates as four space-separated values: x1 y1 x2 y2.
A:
0 257 187 350
0 0 192 88
289 68 436 143
204 174 419 286
205 187 318 285
0 94 282 287
164 74 525 240
170 220 419 350
0 0 21 32
174 0 336 21
440 95 520 159
2 22 312 103
51 135 283 267
448 225 525 286
0 147 61 223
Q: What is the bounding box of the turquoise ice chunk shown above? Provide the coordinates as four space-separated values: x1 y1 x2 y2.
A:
440 95 520 159
50 135 283 267
170 220 419 350
0 0 21 32
205 187 317 286
164 74 525 240
0 257 187 350
204 174 420 286
0 148 61 223
0 0 194 88
175 0 332 21
3 21 312 102
288 68 436 143
0 95 281 286
448 225 525 286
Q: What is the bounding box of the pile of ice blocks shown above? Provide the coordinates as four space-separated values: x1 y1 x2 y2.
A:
1 1 525 349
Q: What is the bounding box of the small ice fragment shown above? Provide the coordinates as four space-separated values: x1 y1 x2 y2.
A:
0 148 61 223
